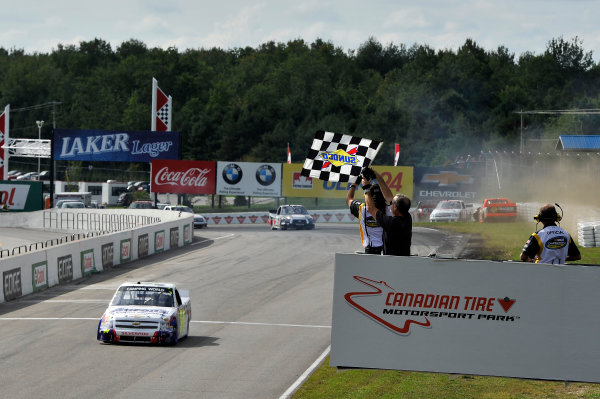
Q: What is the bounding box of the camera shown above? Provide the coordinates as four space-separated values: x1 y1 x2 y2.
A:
361 167 376 181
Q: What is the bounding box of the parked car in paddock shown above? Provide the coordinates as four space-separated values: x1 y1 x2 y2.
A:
268 204 315 230
429 200 470 222
97 282 191 345
477 198 518 222
163 205 207 228
128 200 155 209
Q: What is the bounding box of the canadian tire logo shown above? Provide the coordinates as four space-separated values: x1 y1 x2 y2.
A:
345 276 431 335
345 276 519 335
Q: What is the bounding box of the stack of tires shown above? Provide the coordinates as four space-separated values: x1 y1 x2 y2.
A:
577 222 598 248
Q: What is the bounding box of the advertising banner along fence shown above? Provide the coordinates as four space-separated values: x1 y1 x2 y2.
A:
283 163 413 199
151 160 216 195
54 129 179 162
216 161 281 197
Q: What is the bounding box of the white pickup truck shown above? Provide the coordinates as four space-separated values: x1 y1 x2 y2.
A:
268 205 315 230
97 282 191 345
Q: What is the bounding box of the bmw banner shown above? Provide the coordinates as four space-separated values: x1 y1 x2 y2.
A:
54 129 179 162
216 161 281 197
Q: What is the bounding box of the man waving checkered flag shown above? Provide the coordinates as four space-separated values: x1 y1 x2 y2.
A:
301 130 383 183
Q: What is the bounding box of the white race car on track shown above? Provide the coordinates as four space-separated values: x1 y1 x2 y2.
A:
97 282 191 345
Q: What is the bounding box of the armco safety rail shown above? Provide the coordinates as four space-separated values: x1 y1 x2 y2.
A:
42 210 161 232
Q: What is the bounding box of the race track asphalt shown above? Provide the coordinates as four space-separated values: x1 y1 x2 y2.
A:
0 224 448 399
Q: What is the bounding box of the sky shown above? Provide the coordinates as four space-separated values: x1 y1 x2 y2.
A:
1 0 599 61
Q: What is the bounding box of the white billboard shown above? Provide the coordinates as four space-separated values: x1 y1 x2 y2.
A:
331 254 600 383
216 162 281 197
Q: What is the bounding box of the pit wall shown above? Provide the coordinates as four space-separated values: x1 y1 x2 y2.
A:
0 210 193 303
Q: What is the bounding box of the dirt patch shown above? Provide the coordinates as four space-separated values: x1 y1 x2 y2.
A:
459 234 506 261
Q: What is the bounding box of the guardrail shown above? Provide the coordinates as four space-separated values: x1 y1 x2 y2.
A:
43 211 161 231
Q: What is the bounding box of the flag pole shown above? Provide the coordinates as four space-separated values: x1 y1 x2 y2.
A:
151 78 157 131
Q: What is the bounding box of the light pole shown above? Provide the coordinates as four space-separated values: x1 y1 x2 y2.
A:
36 120 44 177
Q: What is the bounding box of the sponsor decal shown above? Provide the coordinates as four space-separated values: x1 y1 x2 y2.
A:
249 215 258 223
212 216 222 224
101 243 114 268
3 267 22 301
81 249 95 276
225 216 233 224
260 215 269 223
318 147 358 169
345 276 519 335
170 227 179 248
292 172 313 189
155 230 165 252
222 163 243 185
57 255 73 284
335 213 345 221
120 239 131 262
138 234 149 258
255 164 276 186
32 261 48 291
237 216 246 224
545 236 567 249
183 224 191 244
323 213 332 222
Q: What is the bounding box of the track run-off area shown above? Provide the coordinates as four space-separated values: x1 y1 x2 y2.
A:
0 224 446 399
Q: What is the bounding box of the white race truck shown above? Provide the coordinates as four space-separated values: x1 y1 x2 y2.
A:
268 204 315 230
97 282 191 345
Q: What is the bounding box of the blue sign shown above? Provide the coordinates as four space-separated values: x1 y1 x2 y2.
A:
53 129 179 162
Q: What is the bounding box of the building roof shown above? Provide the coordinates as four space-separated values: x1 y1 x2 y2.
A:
556 135 600 151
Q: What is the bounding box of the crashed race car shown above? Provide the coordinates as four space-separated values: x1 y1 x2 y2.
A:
477 198 518 222
97 282 191 345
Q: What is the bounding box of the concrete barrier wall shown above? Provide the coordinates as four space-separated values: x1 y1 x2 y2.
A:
202 209 355 225
0 211 193 304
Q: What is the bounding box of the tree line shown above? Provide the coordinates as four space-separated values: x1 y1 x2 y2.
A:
1 35 599 176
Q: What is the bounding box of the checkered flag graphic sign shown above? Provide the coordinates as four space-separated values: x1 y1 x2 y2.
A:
155 86 171 131
301 130 382 183
152 78 172 131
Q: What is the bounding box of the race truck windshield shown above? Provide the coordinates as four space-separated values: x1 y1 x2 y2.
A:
111 286 174 307
290 206 308 214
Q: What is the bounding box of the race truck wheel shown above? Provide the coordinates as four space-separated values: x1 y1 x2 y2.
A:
170 322 179 345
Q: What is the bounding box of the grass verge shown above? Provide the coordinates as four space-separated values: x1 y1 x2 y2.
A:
292 221 600 399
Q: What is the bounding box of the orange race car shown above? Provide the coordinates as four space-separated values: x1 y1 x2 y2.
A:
478 198 518 222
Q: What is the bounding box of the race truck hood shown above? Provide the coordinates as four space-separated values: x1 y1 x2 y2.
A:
106 306 175 320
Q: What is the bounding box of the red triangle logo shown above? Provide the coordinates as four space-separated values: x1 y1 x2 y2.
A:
498 297 516 312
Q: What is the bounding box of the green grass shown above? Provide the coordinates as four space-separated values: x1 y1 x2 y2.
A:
294 363 600 399
293 221 600 399
415 221 600 264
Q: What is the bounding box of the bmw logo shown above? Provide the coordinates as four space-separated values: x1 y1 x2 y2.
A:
256 165 276 186
222 163 243 185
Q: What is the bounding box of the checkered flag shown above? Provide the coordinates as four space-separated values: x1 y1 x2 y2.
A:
301 130 383 183
151 78 172 131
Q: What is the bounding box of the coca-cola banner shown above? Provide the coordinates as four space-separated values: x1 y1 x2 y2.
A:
151 160 216 194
